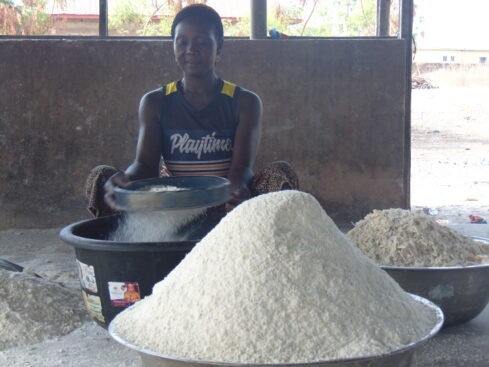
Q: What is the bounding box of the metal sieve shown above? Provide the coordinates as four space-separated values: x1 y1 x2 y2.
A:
113 176 231 212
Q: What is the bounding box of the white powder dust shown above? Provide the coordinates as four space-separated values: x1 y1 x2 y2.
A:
108 208 205 242
112 191 438 364
0 269 88 350
141 185 187 192
347 209 489 267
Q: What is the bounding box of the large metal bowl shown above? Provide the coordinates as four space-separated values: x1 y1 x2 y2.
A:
108 294 443 367
382 236 489 327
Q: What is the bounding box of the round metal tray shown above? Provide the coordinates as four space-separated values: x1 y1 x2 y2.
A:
113 176 231 211
381 236 489 327
109 294 443 367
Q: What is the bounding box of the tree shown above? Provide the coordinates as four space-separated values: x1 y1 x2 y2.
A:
108 0 208 37
0 0 66 35
1 0 401 38
1 1 21 35
262 0 399 38
346 0 377 36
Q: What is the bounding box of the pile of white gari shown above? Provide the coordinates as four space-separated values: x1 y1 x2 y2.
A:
112 191 439 364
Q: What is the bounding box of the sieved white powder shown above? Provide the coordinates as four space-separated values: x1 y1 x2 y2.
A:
108 208 205 242
141 185 188 192
112 191 438 364
347 209 489 267
0 269 88 350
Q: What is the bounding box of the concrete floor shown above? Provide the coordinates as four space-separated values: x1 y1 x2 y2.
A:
414 306 489 366
412 224 489 367
0 224 488 366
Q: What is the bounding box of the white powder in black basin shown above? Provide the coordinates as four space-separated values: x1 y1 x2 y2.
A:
108 208 205 243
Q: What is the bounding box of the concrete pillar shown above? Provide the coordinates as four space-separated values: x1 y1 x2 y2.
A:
376 0 391 36
250 0 267 39
399 0 414 209
99 0 108 37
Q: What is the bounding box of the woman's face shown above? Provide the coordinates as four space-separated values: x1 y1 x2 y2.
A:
173 16 222 77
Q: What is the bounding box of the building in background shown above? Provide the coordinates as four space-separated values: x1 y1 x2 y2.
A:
414 0 489 64
48 1 99 35
46 0 248 36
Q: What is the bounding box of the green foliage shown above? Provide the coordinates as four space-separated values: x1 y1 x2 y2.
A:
346 0 376 36
109 0 149 35
300 2 334 37
1 0 67 35
1 0 395 38
222 17 250 37
296 0 378 37
108 0 208 37
267 2 305 36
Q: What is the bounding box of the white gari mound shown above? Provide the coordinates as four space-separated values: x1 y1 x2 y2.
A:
112 191 438 363
0 269 88 350
347 209 489 267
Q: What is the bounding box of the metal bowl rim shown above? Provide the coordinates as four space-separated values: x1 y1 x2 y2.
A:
113 176 230 195
113 176 231 211
381 262 489 271
108 293 443 366
380 236 489 270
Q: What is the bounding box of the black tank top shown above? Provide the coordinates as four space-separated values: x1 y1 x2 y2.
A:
159 79 241 177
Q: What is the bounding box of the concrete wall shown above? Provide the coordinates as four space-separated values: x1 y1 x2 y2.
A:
0 39 407 229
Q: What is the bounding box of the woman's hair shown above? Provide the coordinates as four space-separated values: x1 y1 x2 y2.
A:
171 4 224 40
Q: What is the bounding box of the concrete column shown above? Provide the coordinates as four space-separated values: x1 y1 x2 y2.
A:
250 0 267 39
399 0 414 209
99 0 108 37
376 0 391 36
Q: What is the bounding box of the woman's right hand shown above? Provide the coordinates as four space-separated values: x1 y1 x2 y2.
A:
104 171 131 209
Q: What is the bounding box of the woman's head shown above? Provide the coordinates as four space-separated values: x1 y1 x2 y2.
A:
172 4 224 77
171 4 223 41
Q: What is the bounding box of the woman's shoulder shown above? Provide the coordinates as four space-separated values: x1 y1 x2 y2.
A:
219 80 261 105
138 87 167 119
235 86 262 110
140 86 166 106
143 86 165 100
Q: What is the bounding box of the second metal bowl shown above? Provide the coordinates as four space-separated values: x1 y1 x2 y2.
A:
382 236 489 327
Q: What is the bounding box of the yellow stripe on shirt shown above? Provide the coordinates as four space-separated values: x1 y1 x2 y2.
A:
221 81 236 98
165 81 177 95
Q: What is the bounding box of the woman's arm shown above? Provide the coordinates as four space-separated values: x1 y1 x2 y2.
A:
227 89 263 207
125 90 163 180
104 90 163 207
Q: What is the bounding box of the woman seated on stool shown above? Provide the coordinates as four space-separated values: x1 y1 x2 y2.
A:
86 4 298 218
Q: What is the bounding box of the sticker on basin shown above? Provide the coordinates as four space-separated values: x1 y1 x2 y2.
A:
82 290 105 323
428 284 454 300
77 260 98 293
108 281 141 307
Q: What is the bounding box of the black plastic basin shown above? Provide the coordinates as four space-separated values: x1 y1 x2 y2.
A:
59 214 217 327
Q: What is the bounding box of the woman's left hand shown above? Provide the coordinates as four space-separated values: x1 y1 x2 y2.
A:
226 185 251 211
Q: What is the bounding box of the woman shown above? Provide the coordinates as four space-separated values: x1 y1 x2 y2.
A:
87 4 297 218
